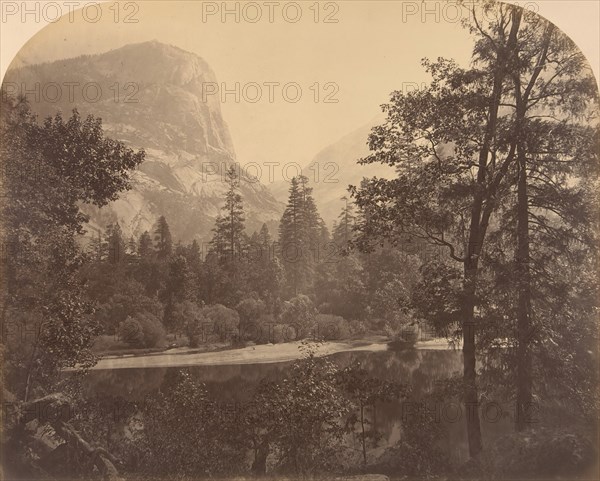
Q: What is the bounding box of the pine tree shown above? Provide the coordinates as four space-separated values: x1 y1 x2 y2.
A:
87 229 105 262
279 177 304 296
258 223 272 264
127 235 137 257
163 254 193 331
333 196 356 248
104 222 126 264
206 165 248 305
154 216 173 260
209 166 246 262
189 240 202 267
278 175 325 296
138 231 153 259
247 223 282 305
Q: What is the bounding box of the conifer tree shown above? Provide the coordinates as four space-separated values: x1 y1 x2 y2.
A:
138 231 153 259
209 166 246 261
104 222 126 264
206 165 248 304
279 175 327 297
154 216 173 260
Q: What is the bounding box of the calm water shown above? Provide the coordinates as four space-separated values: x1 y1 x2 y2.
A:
83 347 514 465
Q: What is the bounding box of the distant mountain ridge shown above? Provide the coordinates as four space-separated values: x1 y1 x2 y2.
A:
3 41 284 242
270 116 395 228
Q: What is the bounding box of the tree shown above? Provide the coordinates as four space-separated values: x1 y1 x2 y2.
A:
278 176 325 297
86 229 106 262
333 196 355 247
163 255 193 331
1 95 144 479
138 231 153 259
206 165 248 305
317 198 366 318
119 312 165 348
337 363 406 467
352 2 599 453
351 4 527 457
502 16 598 431
140 371 245 476
249 342 351 476
104 222 126 264
1 97 144 399
154 216 173 260
210 165 246 261
94 278 162 334
246 224 283 306
280 295 317 339
127 235 137 258
236 297 266 334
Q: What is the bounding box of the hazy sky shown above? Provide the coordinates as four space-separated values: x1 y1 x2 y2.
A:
1 1 599 170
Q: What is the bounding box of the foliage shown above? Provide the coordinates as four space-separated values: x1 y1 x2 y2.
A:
246 342 353 476
140 371 246 477
119 312 166 349
93 278 162 334
0 94 144 399
337 362 407 466
278 176 328 297
280 295 317 339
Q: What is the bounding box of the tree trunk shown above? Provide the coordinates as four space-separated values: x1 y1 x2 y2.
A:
510 21 553 433
458 7 523 458
462 263 483 458
360 403 367 467
251 440 269 475
515 144 533 431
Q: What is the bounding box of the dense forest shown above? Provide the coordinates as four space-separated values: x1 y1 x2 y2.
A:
1 2 599 480
76 166 431 352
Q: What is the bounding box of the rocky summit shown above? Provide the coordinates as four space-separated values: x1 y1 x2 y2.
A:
3 40 283 242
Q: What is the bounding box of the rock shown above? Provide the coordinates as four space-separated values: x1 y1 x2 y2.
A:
4 41 283 243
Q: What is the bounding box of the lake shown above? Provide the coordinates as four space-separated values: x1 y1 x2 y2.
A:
83 345 515 467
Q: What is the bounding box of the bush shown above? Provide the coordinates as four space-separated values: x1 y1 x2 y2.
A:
280 295 317 338
348 319 367 337
477 428 597 479
315 314 352 340
249 345 352 476
203 304 240 343
236 297 267 341
250 314 276 344
141 371 246 477
95 279 162 334
171 301 204 347
119 312 166 348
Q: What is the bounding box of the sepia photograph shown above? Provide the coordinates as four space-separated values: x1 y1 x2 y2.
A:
0 1 599 480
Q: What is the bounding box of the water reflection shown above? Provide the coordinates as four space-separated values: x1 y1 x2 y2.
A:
84 347 512 464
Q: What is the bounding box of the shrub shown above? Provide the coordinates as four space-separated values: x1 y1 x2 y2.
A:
280 295 317 338
250 314 276 344
249 344 352 476
348 319 367 337
236 297 267 341
171 301 204 347
95 279 162 334
141 371 246 477
119 317 144 348
203 304 240 343
119 312 166 348
315 314 352 340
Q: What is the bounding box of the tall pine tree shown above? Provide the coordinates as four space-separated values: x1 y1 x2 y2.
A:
154 216 173 260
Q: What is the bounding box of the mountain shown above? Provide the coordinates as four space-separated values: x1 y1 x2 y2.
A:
270 117 395 228
3 41 284 244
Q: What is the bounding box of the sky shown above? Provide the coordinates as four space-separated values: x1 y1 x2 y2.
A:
1 1 599 171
